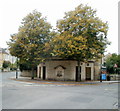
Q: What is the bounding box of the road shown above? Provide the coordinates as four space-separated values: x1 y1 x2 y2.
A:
0 72 119 109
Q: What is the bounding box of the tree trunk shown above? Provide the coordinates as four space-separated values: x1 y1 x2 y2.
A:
31 67 34 80
77 60 81 81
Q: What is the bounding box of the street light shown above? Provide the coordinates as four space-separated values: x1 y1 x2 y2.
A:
99 33 107 82
16 58 18 79
100 54 103 82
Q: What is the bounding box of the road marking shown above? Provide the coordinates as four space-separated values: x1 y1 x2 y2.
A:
113 102 118 107
104 88 116 91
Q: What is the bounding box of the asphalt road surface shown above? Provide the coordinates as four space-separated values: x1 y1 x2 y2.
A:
1 71 119 109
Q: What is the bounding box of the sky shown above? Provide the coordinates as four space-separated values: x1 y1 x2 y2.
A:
0 0 119 54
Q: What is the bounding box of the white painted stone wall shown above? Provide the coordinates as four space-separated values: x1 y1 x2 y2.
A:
37 59 101 81
45 60 76 81
94 60 101 80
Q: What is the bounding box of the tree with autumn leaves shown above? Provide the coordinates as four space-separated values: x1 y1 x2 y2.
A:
8 4 110 81
51 4 110 81
8 10 53 79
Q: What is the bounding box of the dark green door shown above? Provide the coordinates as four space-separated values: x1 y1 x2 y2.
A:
76 66 81 81
86 67 91 80
43 66 46 80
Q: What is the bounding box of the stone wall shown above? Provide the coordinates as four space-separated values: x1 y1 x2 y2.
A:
109 74 120 81
37 59 101 81
45 60 76 81
20 70 37 77
94 61 101 80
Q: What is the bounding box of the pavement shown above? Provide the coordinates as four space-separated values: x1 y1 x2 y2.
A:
10 75 120 86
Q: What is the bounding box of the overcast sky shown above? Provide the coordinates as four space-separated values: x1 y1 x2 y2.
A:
0 0 119 54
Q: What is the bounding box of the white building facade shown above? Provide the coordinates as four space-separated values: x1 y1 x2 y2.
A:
37 58 101 81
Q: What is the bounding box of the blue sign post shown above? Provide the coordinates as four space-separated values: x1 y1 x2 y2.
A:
101 74 106 80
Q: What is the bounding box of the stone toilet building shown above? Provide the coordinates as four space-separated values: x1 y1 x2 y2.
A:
37 57 101 81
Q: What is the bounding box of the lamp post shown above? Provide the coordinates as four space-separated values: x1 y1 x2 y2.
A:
16 58 18 79
99 34 107 82
100 54 103 82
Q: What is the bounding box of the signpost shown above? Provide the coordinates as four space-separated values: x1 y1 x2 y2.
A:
100 67 107 82
101 74 106 80
114 64 118 74
114 64 118 68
